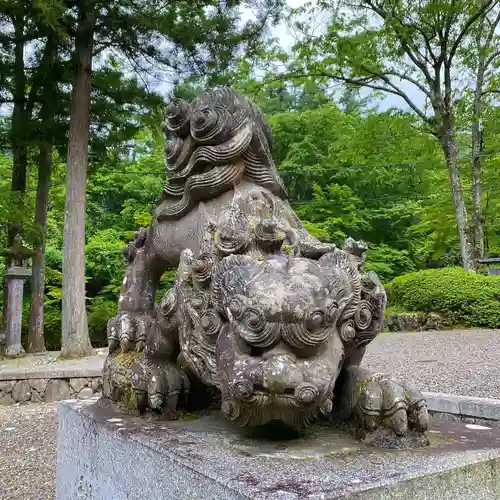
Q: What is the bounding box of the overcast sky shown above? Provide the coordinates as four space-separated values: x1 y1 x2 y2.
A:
269 0 425 112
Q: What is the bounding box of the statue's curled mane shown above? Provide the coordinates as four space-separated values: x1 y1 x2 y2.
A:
157 87 287 221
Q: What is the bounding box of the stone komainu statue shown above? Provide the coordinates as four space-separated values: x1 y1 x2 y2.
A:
103 88 428 443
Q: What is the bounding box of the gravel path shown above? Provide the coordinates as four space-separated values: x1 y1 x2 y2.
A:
0 403 57 500
363 329 500 398
0 329 498 499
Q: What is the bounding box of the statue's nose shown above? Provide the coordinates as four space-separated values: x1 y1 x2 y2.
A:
261 343 302 393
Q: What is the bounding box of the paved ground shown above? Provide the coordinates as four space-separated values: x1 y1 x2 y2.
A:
0 348 107 379
0 329 498 499
363 329 500 399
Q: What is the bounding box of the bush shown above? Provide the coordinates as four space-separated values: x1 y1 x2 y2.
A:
385 267 500 328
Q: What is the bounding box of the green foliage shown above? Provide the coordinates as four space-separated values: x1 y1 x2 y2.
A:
87 295 118 347
1 0 500 356
296 183 369 244
365 244 417 283
386 268 500 328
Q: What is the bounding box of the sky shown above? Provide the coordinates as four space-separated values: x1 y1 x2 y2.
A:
268 0 426 112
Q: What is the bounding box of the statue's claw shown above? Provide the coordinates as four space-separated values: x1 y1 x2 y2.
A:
107 312 155 353
357 374 429 436
131 357 190 414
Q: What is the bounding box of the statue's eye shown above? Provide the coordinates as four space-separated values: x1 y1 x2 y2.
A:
190 106 218 140
237 307 279 348
282 309 329 350
305 309 326 332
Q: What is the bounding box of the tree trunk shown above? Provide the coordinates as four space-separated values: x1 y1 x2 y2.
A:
27 142 52 353
471 125 484 260
439 124 475 271
10 14 27 203
27 34 58 353
471 61 486 262
3 14 28 337
60 4 96 358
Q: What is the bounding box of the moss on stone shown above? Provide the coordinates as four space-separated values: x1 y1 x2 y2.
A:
113 350 145 369
178 411 202 421
282 243 293 257
104 351 144 412
121 382 138 411
358 376 371 396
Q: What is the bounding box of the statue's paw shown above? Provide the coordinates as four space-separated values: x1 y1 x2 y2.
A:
107 312 154 353
357 374 428 436
131 357 190 414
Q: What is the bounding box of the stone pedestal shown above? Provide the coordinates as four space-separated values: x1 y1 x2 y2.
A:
57 399 500 500
4 266 31 356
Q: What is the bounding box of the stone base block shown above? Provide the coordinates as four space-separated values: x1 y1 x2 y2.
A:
57 399 500 500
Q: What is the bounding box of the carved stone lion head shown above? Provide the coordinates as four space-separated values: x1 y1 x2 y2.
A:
211 254 348 429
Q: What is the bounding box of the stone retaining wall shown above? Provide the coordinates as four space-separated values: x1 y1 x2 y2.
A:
423 392 500 428
384 312 451 332
0 376 102 404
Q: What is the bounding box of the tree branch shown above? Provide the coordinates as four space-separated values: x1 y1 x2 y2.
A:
485 48 500 66
449 0 497 62
484 6 500 46
362 66 433 99
481 88 500 96
362 0 434 85
25 33 59 119
265 70 433 124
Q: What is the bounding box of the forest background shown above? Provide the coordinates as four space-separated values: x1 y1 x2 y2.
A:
1 0 500 355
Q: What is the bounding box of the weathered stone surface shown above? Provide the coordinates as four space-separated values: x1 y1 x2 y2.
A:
31 390 42 403
77 387 94 400
0 375 103 404
102 352 143 411
0 393 15 405
385 312 424 332
28 378 48 394
423 393 462 414
90 378 102 392
423 392 500 420
384 312 452 333
423 312 451 331
99 87 430 444
57 400 500 500
0 368 103 381
4 277 26 356
44 379 70 403
69 377 88 394
11 380 31 402
0 380 16 393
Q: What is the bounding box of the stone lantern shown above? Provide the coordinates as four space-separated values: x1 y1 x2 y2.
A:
1 234 33 356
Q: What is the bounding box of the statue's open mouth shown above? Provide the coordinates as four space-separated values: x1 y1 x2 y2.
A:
229 378 331 412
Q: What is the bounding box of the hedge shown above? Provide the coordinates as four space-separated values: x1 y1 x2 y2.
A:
385 267 500 329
